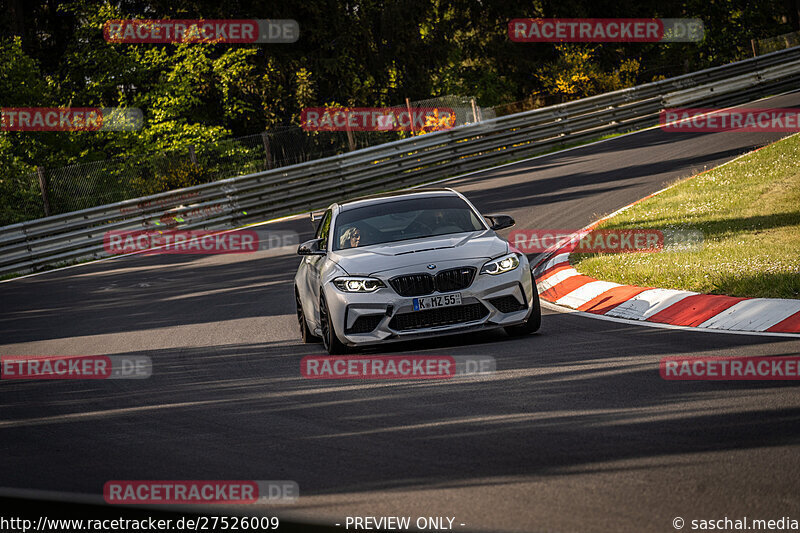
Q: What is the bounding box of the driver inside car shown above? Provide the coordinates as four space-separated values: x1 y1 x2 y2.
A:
433 209 446 227
340 226 362 248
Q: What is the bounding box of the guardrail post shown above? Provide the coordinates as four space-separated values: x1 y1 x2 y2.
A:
406 97 416 135
36 166 51 217
261 132 274 169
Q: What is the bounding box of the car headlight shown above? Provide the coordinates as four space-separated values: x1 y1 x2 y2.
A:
480 253 520 275
333 276 386 292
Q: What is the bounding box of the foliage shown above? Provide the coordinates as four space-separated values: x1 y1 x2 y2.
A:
414 108 458 135
0 0 797 223
131 159 208 196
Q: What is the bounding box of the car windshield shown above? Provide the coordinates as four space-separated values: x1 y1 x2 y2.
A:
333 196 486 250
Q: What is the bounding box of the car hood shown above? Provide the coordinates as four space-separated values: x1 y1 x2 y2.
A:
330 231 508 276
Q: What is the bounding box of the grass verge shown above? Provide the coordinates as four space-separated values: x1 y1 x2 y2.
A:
573 133 800 299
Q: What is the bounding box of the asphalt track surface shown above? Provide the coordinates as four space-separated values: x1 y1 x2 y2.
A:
2 92 800 533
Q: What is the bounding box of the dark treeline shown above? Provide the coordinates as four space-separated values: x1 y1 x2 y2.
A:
1 0 797 174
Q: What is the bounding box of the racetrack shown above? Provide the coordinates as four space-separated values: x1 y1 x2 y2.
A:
2 92 800 532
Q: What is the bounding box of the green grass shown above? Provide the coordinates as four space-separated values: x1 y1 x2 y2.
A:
573 133 800 299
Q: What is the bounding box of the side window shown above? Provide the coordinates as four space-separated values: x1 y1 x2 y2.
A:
316 210 332 250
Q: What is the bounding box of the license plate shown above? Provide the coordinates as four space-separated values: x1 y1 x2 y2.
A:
413 293 462 311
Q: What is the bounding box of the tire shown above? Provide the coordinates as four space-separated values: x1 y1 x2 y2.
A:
295 288 319 343
319 293 348 355
505 270 542 337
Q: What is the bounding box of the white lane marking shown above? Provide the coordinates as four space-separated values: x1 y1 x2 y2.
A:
536 252 571 274
537 268 579 292
532 107 800 285
604 288 696 320
698 299 800 331
538 265 576 287
556 280 620 309
541 300 800 338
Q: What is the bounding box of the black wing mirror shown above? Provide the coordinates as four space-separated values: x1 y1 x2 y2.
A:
485 214 515 231
297 238 326 256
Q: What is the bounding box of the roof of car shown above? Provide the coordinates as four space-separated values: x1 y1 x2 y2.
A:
337 188 460 211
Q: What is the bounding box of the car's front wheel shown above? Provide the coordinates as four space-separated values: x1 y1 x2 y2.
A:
505 270 541 337
319 294 347 355
295 287 319 344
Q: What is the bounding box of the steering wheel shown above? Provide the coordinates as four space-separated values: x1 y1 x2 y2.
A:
433 224 463 234
404 220 433 235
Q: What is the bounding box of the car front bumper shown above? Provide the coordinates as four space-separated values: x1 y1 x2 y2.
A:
322 261 536 347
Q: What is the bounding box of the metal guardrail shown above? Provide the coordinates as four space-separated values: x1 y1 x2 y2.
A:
2 46 800 276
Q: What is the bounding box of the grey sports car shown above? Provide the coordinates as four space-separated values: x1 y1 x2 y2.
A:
294 188 541 354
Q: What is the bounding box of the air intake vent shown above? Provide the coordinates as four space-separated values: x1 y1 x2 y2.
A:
489 295 526 313
389 303 489 331
346 314 384 334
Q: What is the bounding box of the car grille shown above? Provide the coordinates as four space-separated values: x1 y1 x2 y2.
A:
489 295 527 313
345 314 384 334
389 267 476 297
389 303 489 331
436 267 476 292
389 273 435 297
